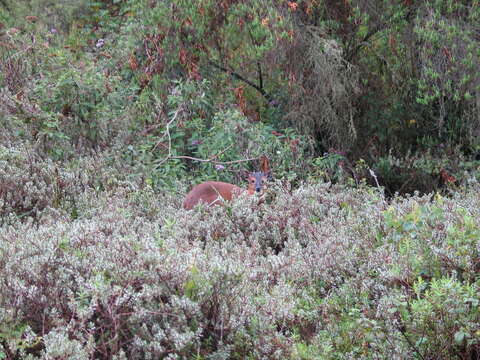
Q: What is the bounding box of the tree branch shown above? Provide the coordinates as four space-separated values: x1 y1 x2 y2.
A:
208 61 273 103
345 6 417 62
152 108 259 169
167 155 259 165
345 23 385 62
257 61 263 91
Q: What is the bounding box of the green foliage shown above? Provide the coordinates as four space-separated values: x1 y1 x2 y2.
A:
383 201 446 279
126 78 310 188
0 0 91 30
370 147 480 196
189 109 308 180
33 55 127 147
3 0 480 191
396 277 480 359
142 0 291 69
413 1 480 141
311 152 351 184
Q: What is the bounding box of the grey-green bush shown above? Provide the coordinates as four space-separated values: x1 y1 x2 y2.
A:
1 179 479 359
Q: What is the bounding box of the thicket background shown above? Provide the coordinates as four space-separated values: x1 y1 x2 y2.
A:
1 0 479 359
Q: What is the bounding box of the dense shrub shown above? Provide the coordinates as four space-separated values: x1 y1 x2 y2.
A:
283 29 360 151
0 0 91 30
0 142 140 222
125 79 312 189
0 143 78 219
1 180 479 359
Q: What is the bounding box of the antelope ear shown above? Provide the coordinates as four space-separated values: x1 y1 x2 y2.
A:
239 169 250 180
259 155 270 174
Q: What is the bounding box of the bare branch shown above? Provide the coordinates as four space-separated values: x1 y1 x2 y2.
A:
208 61 273 103
152 108 181 167
167 155 259 165
152 109 258 168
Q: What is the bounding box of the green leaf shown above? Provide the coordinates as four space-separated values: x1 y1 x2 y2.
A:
454 331 466 344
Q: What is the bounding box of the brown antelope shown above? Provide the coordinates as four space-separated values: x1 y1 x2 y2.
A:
183 156 270 210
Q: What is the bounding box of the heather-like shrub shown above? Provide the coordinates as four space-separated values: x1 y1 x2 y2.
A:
2 179 479 358
0 143 76 218
0 143 138 220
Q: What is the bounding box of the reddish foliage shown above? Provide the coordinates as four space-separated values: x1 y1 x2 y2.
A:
440 169 456 185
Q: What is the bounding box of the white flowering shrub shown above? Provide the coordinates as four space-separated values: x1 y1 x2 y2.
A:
1 171 479 359
0 143 77 218
0 144 130 220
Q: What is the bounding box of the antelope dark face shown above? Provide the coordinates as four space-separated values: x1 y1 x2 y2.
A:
247 171 269 194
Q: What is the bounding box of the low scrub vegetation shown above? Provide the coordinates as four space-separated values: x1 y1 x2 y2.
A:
1 150 479 358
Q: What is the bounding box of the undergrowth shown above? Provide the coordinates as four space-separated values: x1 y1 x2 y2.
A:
1 168 479 358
